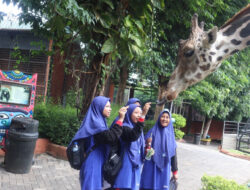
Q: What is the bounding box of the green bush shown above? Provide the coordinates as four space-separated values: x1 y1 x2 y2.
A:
174 129 185 140
172 113 186 129
172 113 186 139
201 175 248 190
107 103 122 127
144 120 156 134
34 103 81 146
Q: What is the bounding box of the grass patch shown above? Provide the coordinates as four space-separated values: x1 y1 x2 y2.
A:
228 149 250 157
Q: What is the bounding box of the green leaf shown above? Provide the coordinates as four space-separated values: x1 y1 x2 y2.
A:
101 38 116 53
124 16 133 28
151 0 164 10
101 0 114 9
99 13 113 28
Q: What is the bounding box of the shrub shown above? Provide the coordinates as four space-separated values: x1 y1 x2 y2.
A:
107 103 122 127
172 113 186 139
34 103 81 146
172 113 186 129
144 120 156 134
201 175 248 190
174 130 185 140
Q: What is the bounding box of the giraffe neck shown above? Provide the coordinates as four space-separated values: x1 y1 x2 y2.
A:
210 10 250 66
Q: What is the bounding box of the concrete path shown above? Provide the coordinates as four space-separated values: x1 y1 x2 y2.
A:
0 142 249 190
177 142 250 190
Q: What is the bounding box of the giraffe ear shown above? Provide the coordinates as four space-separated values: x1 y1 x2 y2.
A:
204 26 218 46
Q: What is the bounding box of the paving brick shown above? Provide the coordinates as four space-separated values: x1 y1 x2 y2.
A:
1 143 249 190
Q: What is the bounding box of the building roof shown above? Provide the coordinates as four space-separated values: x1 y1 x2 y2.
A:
0 14 31 31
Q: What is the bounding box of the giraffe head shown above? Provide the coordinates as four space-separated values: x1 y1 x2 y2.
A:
160 5 250 104
165 14 219 101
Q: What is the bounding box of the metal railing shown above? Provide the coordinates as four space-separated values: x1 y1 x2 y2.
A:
223 120 250 153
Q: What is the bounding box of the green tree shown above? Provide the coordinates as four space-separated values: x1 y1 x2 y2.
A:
147 0 249 119
7 0 155 116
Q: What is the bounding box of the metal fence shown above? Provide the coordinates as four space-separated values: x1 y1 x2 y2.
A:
223 121 250 153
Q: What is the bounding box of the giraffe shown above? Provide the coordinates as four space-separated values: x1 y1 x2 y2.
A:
161 4 250 103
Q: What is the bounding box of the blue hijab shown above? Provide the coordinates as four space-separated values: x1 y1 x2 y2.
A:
126 98 141 106
122 104 145 167
71 96 110 142
111 98 141 127
145 110 177 169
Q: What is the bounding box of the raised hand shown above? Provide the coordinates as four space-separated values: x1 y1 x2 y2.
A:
142 102 151 118
118 106 129 122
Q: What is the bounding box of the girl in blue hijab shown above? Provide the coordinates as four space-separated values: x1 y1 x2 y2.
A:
69 96 127 190
112 103 150 190
126 98 141 106
140 110 178 190
110 98 141 128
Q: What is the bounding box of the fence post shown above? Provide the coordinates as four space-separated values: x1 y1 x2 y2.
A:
236 122 240 149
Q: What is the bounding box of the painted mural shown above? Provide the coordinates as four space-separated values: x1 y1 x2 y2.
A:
0 70 37 149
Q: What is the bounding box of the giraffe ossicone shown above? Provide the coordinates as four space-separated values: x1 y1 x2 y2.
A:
161 4 250 103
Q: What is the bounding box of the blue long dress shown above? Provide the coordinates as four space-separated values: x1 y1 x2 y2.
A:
80 136 106 189
68 96 114 190
140 110 177 190
112 104 145 190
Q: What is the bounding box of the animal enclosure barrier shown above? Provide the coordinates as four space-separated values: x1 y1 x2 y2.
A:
222 121 250 153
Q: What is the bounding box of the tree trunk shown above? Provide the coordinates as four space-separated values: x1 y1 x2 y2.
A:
102 75 111 97
154 75 168 120
186 105 193 134
98 53 111 96
116 61 129 105
202 117 212 139
129 88 134 98
80 55 103 118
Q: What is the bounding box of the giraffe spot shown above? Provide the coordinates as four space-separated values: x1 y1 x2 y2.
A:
240 23 250 38
208 32 214 43
199 47 202 51
196 59 200 65
184 78 189 83
247 41 250 46
189 79 196 85
224 49 229 53
231 39 242 45
200 64 210 71
217 56 223 61
195 73 202 79
230 49 239 55
209 52 216 55
223 16 250 36
209 56 212 62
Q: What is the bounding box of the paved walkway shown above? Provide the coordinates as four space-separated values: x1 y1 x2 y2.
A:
0 154 80 190
177 142 250 190
0 142 249 190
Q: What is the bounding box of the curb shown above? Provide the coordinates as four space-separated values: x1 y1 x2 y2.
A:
220 148 250 161
0 138 68 161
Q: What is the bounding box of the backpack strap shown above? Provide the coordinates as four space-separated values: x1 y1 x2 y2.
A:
83 143 99 161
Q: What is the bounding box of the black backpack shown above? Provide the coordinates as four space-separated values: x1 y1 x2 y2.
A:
66 139 98 170
102 142 124 185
